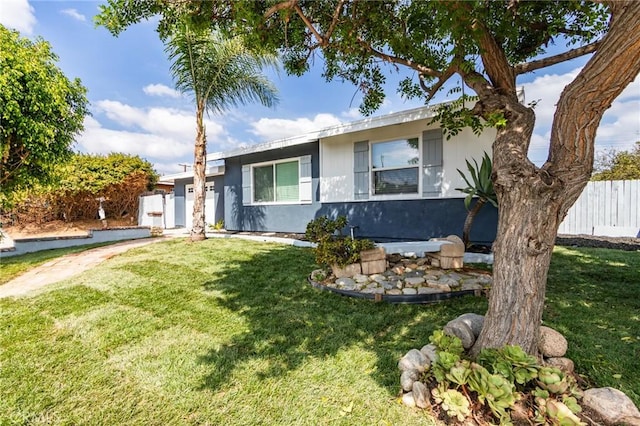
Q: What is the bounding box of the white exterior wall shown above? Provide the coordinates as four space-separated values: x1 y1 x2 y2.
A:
320 120 495 202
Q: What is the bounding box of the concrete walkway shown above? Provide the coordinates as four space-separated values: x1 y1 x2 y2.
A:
0 237 170 299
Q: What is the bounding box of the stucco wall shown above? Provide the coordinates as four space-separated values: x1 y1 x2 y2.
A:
224 141 321 232
321 123 495 201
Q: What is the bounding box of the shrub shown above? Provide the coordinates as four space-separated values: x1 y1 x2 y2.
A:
305 216 374 267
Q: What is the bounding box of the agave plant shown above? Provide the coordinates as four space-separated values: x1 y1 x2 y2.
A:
456 152 498 247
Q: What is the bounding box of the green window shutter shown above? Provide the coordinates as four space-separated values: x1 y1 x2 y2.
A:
354 141 369 200
299 155 312 203
275 161 299 202
422 129 443 196
241 165 251 205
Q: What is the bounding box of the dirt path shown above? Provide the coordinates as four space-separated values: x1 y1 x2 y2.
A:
0 237 170 299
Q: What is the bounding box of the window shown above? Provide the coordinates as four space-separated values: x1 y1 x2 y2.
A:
371 138 419 195
253 160 300 203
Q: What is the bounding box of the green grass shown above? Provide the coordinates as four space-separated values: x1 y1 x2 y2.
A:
0 239 637 425
0 243 114 285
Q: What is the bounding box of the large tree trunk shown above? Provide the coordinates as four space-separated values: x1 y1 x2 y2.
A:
190 99 207 242
472 3 640 356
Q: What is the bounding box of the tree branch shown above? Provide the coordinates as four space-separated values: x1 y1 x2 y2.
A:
514 41 601 75
325 0 346 42
293 4 327 46
264 0 297 19
355 38 440 77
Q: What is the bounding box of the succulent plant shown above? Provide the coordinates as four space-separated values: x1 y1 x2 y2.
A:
537 367 570 394
431 386 471 422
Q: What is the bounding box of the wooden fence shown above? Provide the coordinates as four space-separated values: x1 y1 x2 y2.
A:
558 180 639 237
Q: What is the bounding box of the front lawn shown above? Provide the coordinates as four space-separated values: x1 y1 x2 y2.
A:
0 239 637 424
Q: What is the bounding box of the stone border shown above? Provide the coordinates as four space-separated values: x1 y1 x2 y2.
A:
307 275 482 304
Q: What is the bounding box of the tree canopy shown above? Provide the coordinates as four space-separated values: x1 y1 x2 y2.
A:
592 142 640 181
0 25 89 195
96 1 640 356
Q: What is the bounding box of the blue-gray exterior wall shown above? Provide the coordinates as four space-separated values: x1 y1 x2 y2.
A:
224 142 321 233
315 199 497 243
223 141 497 244
212 175 225 225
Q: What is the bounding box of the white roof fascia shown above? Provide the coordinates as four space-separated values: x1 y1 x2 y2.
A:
158 165 225 183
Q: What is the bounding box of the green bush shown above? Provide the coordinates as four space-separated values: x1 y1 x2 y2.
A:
305 216 374 267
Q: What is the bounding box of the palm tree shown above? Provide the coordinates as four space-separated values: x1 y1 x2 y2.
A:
456 152 498 248
166 23 279 241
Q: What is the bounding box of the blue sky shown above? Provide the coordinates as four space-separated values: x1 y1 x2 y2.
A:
2 0 639 176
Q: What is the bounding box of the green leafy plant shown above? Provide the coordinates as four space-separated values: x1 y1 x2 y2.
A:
305 216 374 267
431 386 471 421
455 152 498 247
420 329 586 424
210 219 224 231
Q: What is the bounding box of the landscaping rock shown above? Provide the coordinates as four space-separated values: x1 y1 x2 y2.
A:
412 381 430 409
336 277 356 290
538 326 568 357
401 392 416 408
582 387 640 425
417 287 440 294
402 288 417 295
420 344 438 364
455 313 485 338
400 370 419 392
404 277 425 287
398 349 430 372
461 282 484 291
544 357 575 374
444 320 476 349
353 274 369 283
332 263 362 278
426 280 451 292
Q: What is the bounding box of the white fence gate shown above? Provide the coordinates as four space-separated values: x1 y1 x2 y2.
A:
558 180 639 237
138 193 175 229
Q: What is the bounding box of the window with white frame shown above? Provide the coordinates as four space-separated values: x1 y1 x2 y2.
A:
371 138 420 195
253 160 300 203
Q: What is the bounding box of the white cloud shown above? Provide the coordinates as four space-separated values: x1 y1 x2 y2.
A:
61 8 86 22
143 83 181 98
75 101 235 174
250 113 343 141
77 116 193 160
94 100 225 142
522 67 640 164
0 0 36 34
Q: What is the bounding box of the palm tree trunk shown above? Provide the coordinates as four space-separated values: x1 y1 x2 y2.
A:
462 198 486 248
190 99 207 242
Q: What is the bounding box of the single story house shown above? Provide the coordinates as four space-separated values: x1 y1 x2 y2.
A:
154 102 499 243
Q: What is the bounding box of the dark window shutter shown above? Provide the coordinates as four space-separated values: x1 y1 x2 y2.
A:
241 165 251 205
354 141 369 200
422 129 443 196
299 155 312 203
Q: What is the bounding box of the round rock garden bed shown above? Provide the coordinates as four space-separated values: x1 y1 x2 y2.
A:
309 252 492 304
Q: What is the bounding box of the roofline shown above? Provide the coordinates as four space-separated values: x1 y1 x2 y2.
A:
207 88 524 162
207 103 441 161
157 165 225 183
